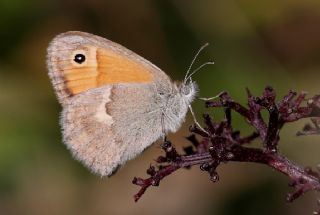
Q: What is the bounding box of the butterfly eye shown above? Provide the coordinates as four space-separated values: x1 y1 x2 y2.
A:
181 86 190 95
74 53 86 64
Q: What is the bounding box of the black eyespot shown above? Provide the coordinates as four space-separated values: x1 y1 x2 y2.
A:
74 53 86 64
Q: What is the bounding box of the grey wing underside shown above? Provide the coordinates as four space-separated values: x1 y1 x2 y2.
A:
107 83 164 161
61 84 163 176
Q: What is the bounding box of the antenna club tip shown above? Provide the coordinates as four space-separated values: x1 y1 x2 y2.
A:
203 42 209 47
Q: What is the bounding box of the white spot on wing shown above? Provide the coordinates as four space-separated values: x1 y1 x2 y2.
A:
95 87 114 125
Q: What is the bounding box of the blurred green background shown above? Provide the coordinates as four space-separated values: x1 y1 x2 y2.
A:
1 0 320 214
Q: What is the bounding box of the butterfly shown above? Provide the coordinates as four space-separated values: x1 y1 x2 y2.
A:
46 31 212 176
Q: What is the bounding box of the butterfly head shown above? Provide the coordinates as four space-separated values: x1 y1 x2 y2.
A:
179 79 198 104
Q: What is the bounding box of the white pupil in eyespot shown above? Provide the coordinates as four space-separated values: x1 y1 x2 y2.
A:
74 53 86 64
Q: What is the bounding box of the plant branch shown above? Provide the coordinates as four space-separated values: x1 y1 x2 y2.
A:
132 87 320 212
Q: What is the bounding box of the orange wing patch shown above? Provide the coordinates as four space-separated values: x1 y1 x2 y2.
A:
96 48 153 85
60 46 153 95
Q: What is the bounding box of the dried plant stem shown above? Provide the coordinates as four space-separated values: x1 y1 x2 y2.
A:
132 86 320 212
133 145 320 202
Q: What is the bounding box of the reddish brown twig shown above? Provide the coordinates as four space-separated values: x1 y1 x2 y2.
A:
132 87 320 213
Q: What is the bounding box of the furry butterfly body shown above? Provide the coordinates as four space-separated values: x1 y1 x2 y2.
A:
46 31 197 176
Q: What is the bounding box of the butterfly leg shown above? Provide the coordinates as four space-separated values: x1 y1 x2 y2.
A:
188 105 209 135
198 91 225 101
160 113 167 141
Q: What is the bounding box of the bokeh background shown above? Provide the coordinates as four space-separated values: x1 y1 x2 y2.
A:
1 0 320 214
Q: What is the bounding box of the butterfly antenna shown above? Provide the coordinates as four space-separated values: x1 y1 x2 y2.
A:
184 43 209 83
186 60 215 81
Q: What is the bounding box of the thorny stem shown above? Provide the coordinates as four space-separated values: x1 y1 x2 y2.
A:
132 87 320 212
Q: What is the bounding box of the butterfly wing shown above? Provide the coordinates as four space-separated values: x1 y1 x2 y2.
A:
47 31 171 176
47 31 171 104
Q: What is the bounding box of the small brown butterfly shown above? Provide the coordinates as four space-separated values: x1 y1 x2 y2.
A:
46 31 211 176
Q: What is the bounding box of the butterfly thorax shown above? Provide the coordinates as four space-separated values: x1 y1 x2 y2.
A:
160 81 197 133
